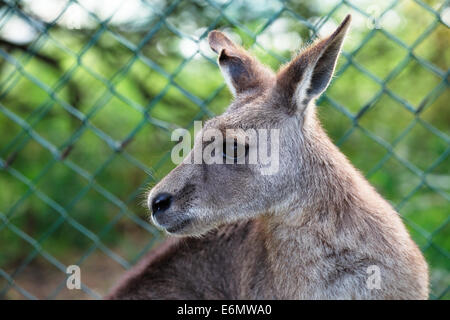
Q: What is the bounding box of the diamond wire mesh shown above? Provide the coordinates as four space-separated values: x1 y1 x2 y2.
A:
0 0 448 299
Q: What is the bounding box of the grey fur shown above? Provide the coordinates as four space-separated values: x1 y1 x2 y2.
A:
107 15 429 300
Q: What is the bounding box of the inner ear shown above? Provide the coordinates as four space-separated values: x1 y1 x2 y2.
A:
275 15 351 115
218 49 251 94
208 30 275 97
308 37 344 97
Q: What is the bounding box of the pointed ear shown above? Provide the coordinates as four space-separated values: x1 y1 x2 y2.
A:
208 30 274 96
275 15 351 114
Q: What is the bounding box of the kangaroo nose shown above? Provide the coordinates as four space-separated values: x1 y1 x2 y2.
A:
151 193 173 216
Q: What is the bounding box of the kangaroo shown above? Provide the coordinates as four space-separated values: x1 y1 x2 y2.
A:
107 15 429 300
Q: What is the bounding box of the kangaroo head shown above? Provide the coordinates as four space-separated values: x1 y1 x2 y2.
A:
148 15 352 236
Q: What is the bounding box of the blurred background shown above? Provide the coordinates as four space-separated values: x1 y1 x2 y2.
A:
0 0 448 299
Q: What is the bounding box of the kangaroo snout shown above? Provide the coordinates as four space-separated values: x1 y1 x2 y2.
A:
149 191 180 232
147 175 198 235
151 192 173 217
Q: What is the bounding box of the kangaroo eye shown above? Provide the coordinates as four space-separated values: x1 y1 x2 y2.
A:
222 139 249 163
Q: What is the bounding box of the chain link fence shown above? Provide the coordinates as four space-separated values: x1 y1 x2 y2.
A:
0 0 448 299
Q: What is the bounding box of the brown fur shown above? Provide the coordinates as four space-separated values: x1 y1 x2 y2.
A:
107 15 429 300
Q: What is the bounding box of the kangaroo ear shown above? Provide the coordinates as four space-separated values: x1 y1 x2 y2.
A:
208 30 274 97
275 15 351 114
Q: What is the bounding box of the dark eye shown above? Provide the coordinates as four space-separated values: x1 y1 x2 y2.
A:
222 139 249 163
